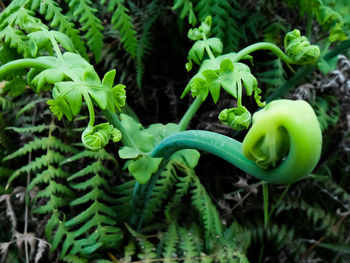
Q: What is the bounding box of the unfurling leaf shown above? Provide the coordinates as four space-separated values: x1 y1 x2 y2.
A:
219 106 251 130
82 123 122 151
284 29 320 64
187 16 212 40
112 84 126 111
183 56 264 107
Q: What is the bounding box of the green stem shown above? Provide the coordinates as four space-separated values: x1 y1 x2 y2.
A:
150 99 322 185
263 183 269 227
149 130 302 184
306 16 312 41
0 59 53 78
102 109 139 149
268 184 290 219
233 42 294 64
82 90 95 127
48 33 63 60
237 81 242 107
202 32 216 61
178 96 203 131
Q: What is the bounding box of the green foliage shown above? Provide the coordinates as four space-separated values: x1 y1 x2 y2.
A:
67 0 104 62
173 0 197 26
135 0 163 89
284 0 347 42
105 0 138 58
284 29 321 64
176 0 243 51
30 0 88 58
0 1 349 262
48 149 123 259
312 95 340 131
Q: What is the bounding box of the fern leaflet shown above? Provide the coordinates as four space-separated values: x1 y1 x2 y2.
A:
105 0 138 58
67 0 104 62
30 0 88 58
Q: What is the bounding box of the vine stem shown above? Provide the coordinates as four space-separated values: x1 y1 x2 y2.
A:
178 96 203 131
202 32 216 61
0 59 53 77
150 101 322 184
150 130 287 182
233 42 294 64
81 90 95 127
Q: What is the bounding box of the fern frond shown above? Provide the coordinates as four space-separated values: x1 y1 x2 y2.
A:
49 214 76 256
68 0 104 62
178 226 201 263
15 97 48 118
0 0 26 27
70 174 109 191
126 224 157 261
256 58 287 89
7 151 65 187
135 0 162 89
3 137 77 161
143 162 178 223
194 0 243 52
191 176 223 240
68 161 112 181
66 202 116 228
173 0 197 26
194 0 212 23
161 222 179 263
106 0 137 58
112 180 136 223
61 149 117 165
70 185 114 206
59 150 122 257
0 26 30 57
35 179 73 198
5 124 49 134
33 193 70 214
0 96 13 111
4 5 46 32
212 0 243 52
30 0 87 58
28 165 69 191
165 170 194 220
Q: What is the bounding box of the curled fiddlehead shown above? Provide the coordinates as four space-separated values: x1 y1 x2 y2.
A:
82 123 122 151
284 29 320 64
151 99 322 184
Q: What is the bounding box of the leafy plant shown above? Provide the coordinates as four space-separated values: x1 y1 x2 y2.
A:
0 1 349 262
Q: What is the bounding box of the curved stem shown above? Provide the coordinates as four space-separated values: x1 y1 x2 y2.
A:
233 42 294 64
0 59 53 78
102 109 139 148
81 90 95 127
49 34 63 60
151 100 322 185
202 32 216 61
178 96 203 131
150 130 303 184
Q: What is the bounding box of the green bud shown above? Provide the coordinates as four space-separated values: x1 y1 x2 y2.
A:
218 106 251 130
284 29 320 64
